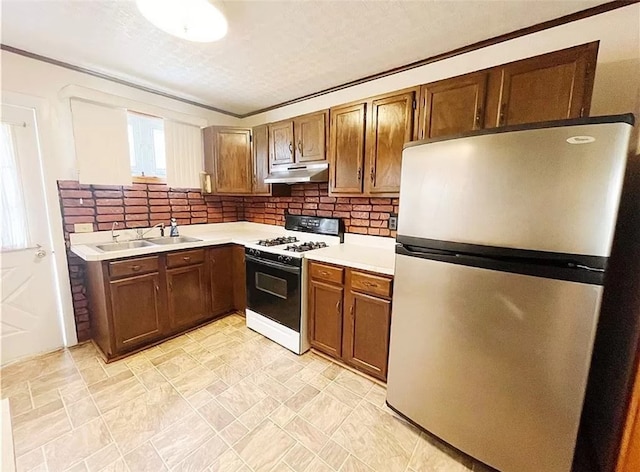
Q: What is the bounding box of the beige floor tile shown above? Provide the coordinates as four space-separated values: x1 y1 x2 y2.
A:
233 419 295 472
321 364 342 381
172 435 229 471
323 383 362 410
284 385 320 413
79 363 109 386
333 371 373 398
238 395 281 430
318 440 349 470
85 443 122 472
408 432 473 472
69 342 101 366
199 398 236 431
208 448 246 472
4 389 33 417
283 416 329 454
103 360 131 378
283 376 308 393
332 401 418 472
123 441 167 472
216 379 267 417
270 404 297 428
100 458 128 472
363 384 386 409
1 349 74 386
92 376 146 414
141 345 165 361
249 372 294 403
138 367 171 391
12 398 64 429
102 383 193 454
300 392 352 435
124 354 155 375
88 370 134 395
271 462 296 472
307 373 332 391
186 388 214 409
32 389 62 409
263 357 304 384
171 364 219 398
29 365 81 398
151 412 215 468
204 356 227 372
15 447 46 472
339 455 374 472
219 421 249 446
155 350 200 380
283 443 315 472
13 408 72 456
60 380 91 405
66 461 89 471
43 418 111 471
207 379 230 396
67 397 101 428
199 333 236 352
306 457 334 472
214 363 248 386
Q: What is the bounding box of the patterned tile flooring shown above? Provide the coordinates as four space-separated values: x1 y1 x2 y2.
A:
1 313 489 472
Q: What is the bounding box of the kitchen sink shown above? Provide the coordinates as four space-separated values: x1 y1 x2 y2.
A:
146 236 202 245
95 240 156 252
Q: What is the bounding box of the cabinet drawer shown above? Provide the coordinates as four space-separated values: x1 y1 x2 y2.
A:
109 256 159 279
310 262 344 285
167 249 205 268
350 271 392 298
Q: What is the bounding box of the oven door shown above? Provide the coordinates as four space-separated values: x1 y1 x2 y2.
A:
245 254 301 332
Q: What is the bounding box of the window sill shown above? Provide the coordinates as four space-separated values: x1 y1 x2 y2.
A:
132 176 166 184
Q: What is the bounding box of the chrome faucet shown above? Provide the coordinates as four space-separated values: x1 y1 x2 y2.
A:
134 222 165 240
111 222 120 242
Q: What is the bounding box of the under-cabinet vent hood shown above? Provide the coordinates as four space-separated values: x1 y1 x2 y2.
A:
264 162 329 184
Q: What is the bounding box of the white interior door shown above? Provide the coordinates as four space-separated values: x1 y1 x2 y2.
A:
1 104 64 365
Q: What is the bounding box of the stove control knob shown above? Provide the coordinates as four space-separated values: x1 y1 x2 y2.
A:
285 256 292 263
277 255 284 262
255 250 260 257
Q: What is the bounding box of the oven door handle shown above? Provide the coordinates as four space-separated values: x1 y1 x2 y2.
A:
245 254 301 274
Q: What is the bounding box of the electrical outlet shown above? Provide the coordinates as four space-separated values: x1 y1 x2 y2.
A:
389 214 398 231
74 223 94 233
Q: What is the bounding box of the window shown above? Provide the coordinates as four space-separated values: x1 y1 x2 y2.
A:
127 112 166 180
0 124 30 251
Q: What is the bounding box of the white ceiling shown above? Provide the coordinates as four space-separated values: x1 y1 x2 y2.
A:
1 0 608 116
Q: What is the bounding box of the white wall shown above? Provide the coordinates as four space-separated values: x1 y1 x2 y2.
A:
0 52 240 346
241 4 640 151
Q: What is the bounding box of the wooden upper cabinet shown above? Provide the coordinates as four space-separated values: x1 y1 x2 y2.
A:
209 127 252 194
294 111 328 163
419 73 488 140
329 102 366 194
269 120 294 168
365 90 417 194
251 124 270 195
495 42 598 127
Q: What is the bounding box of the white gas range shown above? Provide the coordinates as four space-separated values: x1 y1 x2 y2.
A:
244 215 343 354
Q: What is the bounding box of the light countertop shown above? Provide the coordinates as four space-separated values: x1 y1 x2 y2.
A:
304 234 396 275
70 222 287 262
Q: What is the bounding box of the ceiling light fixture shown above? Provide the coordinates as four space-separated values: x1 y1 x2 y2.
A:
136 0 228 43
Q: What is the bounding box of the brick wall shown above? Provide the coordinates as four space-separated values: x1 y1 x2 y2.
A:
57 180 243 341
57 180 397 341
243 183 399 237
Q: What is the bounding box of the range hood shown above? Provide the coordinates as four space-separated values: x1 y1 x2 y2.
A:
264 162 329 184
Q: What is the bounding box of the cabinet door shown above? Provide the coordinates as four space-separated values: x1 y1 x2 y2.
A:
209 246 235 315
343 291 391 381
294 111 327 163
329 103 366 194
365 91 416 194
167 264 208 331
252 124 271 195
419 73 488 140
308 280 344 358
110 272 163 352
269 120 294 168
496 43 597 126
212 128 252 194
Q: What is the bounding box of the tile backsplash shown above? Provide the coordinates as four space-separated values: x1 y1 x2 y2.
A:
57 180 398 341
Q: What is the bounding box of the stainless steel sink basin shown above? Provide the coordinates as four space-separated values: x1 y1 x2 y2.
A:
95 240 156 252
146 236 202 245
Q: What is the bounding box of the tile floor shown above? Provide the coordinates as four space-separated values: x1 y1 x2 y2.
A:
1 313 490 472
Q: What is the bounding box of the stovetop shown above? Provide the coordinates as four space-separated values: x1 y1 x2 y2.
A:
284 242 328 253
256 236 299 247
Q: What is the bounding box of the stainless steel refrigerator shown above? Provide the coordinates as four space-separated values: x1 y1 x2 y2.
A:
386 115 634 472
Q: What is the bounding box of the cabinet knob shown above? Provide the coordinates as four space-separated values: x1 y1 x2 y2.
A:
131 265 141 272
370 168 375 184
320 271 329 276
211 258 216 264
289 142 293 154
357 168 362 181
475 107 482 127
297 140 303 154
363 281 378 288
183 256 191 262
336 300 341 314
499 103 507 126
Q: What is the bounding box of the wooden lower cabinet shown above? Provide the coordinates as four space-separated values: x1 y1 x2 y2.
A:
343 291 392 380
309 280 344 358
308 261 393 381
109 272 163 352
87 244 242 361
167 263 208 332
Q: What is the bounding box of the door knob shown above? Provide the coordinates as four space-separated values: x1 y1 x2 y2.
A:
35 244 46 258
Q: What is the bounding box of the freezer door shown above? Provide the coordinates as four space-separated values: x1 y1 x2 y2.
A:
386 253 603 472
398 121 631 257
